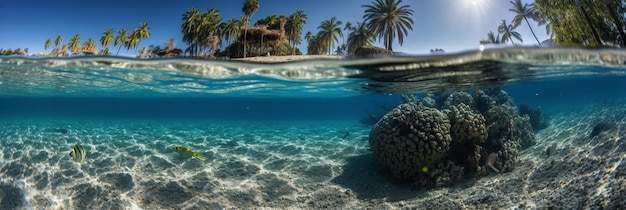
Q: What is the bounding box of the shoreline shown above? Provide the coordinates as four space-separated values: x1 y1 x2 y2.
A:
230 55 345 63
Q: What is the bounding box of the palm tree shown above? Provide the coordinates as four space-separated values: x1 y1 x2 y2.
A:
316 17 343 55
221 18 240 46
509 0 540 45
498 19 522 45
305 31 314 43
182 7 201 56
480 31 502 44
137 22 150 40
54 35 62 48
99 48 111 55
347 22 374 55
530 3 551 38
207 35 220 57
342 21 353 46
44 38 51 51
114 28 128 55
242 0 259 58
363 0 414 51
306 35 323 55
100 28 114 54
255 15 279 28
181 8 223 57
68 34 81 55
200 9 222 57
81 38 97 55
288 9 307 55
220 18 240 56
126 30 141 54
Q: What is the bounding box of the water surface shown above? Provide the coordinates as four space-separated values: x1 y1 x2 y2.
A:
0 48 625 209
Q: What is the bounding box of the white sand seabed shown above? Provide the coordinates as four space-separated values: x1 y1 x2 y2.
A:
0 103 625 209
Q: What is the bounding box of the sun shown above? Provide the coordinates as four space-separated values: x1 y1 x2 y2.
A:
459 0 488 14
466 0 483 7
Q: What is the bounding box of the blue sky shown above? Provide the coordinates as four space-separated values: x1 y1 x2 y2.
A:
0 0 548 56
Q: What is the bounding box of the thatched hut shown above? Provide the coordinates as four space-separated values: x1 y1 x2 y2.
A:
237 17 288 56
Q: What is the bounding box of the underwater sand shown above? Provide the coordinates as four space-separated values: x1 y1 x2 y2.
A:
1 101 625 209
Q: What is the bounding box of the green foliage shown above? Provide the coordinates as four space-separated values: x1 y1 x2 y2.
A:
182 8 222 57
0 48 27 56
479 31 501 44
316 16 343 55
347 22 374 55
498 19 523 45
362 0 414 51
509 0 541 44
535 0 626 47
221 40 300 57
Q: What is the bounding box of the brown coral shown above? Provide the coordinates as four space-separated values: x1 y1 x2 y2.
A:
369 103 452 181
448 103 488 144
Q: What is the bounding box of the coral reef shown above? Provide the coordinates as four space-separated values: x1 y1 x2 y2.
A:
369 88 536 188
443 92 474 109
448 103 487 145
369 103 452 181
412 160 464 188
518 104 549 131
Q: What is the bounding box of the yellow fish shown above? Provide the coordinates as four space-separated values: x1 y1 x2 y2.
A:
69 144 87 163
173 146 206 161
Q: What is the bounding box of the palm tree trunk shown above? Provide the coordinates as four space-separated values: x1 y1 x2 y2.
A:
328 42 331 55
524 17 541 45
578 3 603 46
116 45 122 55
244 29 248 58
605 1 626 47
508 31 516 46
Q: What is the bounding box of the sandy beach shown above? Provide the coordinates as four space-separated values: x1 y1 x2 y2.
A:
231 55 345 63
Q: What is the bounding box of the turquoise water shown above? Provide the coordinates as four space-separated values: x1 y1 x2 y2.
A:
1 48 625 209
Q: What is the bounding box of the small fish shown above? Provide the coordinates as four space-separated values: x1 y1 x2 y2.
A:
173 146 207 161
69 144 87 163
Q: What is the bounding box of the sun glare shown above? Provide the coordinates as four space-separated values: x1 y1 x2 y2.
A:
465 0 484 8
457 0 489 18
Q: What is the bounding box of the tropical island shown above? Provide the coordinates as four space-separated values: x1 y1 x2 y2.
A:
1 0 624 61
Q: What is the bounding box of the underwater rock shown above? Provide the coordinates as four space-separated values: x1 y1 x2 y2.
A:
369 102 452 181
545 143 557 156
257 173 297 203
519 104 549 131
305 187 353 209
143 181 192 207
0 183 25 210
99 173 135 192
590 121 613 138
51 128 68 134
400 94 418 103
